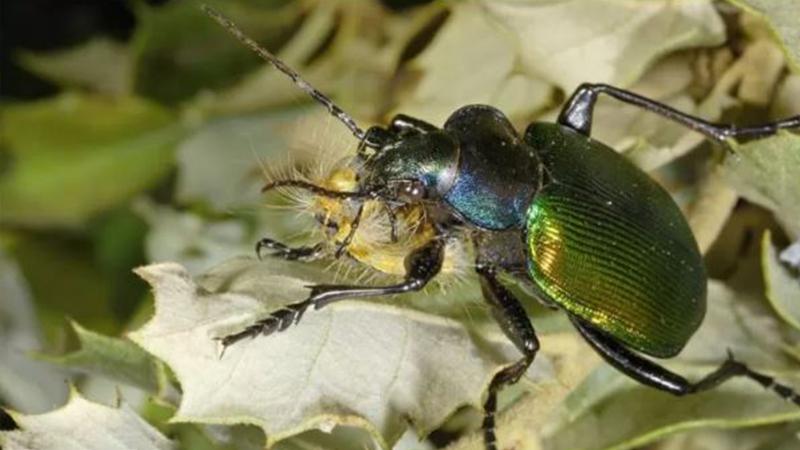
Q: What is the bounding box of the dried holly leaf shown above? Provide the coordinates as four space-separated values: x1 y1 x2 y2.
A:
129 258 588 448
0 390 173 450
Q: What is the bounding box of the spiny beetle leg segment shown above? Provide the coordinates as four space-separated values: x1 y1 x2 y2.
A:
476 264 540 450
255 238 324 262
218 237 445 352
573 317 800 405
559 82 800 142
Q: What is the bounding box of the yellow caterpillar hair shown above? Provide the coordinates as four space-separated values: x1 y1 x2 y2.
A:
262 111 471 289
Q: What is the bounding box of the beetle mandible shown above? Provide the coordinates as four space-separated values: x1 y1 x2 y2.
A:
203 6 800 450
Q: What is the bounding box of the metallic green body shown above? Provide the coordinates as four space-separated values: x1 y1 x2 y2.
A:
523 123 706 358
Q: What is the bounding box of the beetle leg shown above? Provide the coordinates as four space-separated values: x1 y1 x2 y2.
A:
334 203 365 258
358 126 394 157
358 116 438 158
476 264 540 450
572 316 800 405
559 82 800 142
255 238 325 262
218 237 444 350
389 114 439 135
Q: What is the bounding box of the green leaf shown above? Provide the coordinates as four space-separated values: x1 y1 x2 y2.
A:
725 0 800 72
131 0 303 104
0 93 183 228
0 250 68 413
723 132 800 238
129 258 583 448
0 390 173 450
39 320 161 392
91 207 149 320
19 38 132 96
654 425 800 450
762 231 800 332
8 233 118 338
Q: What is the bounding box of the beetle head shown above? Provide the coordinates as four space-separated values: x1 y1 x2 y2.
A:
359 131 459 205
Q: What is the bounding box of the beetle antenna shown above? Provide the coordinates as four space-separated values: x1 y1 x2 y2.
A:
262 179 370 200
202 5 367 142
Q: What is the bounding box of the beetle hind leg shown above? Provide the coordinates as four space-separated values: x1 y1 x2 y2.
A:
476 264 540 450
572 316 800 405
559 82 800 142
688 350 800 404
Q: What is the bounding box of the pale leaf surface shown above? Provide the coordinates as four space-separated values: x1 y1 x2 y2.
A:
726 0 800 72
393 1 551 125
540 280 800 450
723 132 800 237
130 259 556 448
0 392 173 450
762 231 800 332
484 0 725 93
134 200 250 275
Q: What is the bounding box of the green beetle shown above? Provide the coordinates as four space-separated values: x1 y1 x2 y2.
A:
525 121 706 358
205 6 800 450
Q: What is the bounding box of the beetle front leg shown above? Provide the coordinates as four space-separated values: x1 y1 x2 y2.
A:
559 82 800 141
476 264 540 450
255 238 325 262
572 316 800 405
218 237 444 351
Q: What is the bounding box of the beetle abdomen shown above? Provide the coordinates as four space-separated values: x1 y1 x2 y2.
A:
524 123 706 358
